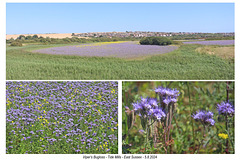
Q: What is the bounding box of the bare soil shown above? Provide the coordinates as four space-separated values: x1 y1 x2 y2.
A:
6 33 88 39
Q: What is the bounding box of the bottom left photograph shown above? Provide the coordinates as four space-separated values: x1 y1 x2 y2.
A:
6 81 118 154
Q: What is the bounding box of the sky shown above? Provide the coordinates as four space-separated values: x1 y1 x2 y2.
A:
6 3 234 34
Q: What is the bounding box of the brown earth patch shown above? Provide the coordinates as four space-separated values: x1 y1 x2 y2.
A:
6 33 89 40
196 46 234 60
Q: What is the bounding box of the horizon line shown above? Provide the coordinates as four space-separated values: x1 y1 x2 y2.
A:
6 31 235 35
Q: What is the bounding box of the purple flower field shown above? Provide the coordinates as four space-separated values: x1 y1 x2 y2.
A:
6 81 118 154
32 42 178 59
183 40 234 45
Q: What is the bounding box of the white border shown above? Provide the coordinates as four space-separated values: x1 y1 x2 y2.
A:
1 1 239 160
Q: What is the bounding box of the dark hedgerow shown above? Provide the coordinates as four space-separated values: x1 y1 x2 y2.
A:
139 37 173 46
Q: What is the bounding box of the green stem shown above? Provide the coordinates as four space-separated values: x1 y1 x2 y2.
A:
197 125 206 154
187 82 195 152
145 119 149 153
225 115 229 153
124 93 128 144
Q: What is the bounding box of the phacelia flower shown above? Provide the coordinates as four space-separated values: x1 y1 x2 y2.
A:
192 110 215 126
216 102 234 116
132 97 165 121
155 86 180 105
151 108 166 121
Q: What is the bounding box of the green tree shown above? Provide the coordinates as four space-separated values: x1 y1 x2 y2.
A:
17 35 25 40
32 34 38 39
139 37 173 46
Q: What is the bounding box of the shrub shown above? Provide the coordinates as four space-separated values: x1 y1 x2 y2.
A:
17 35 25 40
63 38 71 43
32 34 38 39
139 37 173 45
25 35 32 40
10 41 22 47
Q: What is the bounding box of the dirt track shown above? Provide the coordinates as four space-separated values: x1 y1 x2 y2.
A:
6 33 88 39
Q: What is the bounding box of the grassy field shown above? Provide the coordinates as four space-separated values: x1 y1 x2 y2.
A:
6 42 234 80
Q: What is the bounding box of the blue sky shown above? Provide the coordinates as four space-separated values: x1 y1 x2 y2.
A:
6 3 234 34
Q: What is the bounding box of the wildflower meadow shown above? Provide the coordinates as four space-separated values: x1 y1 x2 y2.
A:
122 81 234 154
32 41 178 59
7 41 234 80
6 81 118 154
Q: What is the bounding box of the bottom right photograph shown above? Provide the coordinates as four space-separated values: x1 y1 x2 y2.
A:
122 81 234 154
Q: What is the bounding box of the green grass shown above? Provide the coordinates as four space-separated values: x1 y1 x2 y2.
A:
6 43 234 80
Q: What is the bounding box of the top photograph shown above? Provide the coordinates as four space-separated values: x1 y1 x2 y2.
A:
6 3 234 80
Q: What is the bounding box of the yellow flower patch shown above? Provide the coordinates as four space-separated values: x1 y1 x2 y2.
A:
218 133 228 139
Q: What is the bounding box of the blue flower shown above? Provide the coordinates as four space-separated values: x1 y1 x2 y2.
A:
155 86 180 98
155 86 179 105
163 97 172 105
192 110 215 126
152 108 166 121
148 98 158 107
217 102 234 116
138 129 145 134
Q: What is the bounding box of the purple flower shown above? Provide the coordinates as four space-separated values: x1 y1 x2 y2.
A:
152 108 166 121
163 97 172 105
6 81 118 154
155 86 180 98
183 40 234 45
148 98 158 107
216 102 234 116
138 129 145 134
32 41 178 59
192 110 215 126
155 86 180 106
132 102 142 111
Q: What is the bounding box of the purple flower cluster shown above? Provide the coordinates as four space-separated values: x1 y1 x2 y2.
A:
192 110 215 126
216 102 234 116
32 41 178 59
155 86 180 106
183 40 234 45
6 81 118 154
132 97 166 121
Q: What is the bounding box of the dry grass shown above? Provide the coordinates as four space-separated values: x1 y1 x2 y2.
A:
196 46 234 60
6 33 89 39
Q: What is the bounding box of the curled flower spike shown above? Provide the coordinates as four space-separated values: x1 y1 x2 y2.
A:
155 86 180 105
155 86 180 97
132 97 165 121
192 110 215 126
216 102 234 116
